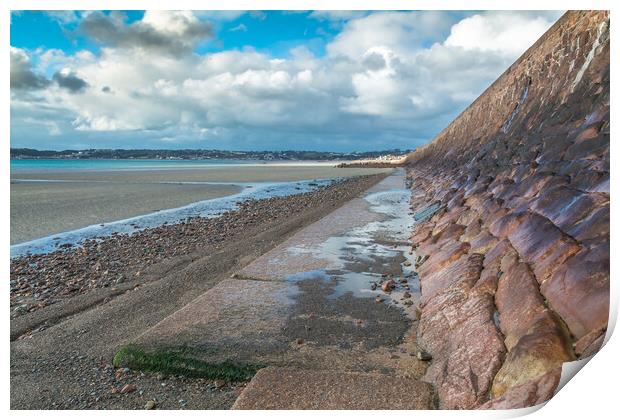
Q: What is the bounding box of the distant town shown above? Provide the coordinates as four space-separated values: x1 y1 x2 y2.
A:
10 148 413 161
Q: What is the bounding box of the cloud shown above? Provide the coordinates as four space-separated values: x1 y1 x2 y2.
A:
229 23 247 32
77 11 213 56
10 11 563 151
444 11 563 56
10 47 50 90
46 11 81 25
327 11 457 59
249 11 267 21
53 69 89 93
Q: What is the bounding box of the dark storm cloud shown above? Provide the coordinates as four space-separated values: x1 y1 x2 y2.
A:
10 49 50 90
53 70 89 93
76 11 213 56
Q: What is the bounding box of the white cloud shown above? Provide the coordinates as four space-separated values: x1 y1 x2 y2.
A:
229 23 248 32
11 11 563 151
445 12 561 56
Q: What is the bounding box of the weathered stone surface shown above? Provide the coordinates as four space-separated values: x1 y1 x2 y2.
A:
567 203 609 244
471 266 500 297
480 369 561 409
411 224 432 245
419 253 481 305
541 247 609 340
576 331 605 359
233 367 436 410
491 313 572 398
482 239 514 272
419 291 505 409
460 218 481 242
469 230 498 254
418 224 466 257
506 212 580 283
574 328 605 357
495 263 547 350
418 241 470 278
530 186 609 233
488 213 527 240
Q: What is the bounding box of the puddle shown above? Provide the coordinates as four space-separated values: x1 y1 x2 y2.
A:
284 171 420 312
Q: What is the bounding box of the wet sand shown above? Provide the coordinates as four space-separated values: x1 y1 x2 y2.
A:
12 165 391 183
10 165 391 244
10 182 242 244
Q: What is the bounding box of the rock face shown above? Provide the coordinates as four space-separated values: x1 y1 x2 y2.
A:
407 11 609 409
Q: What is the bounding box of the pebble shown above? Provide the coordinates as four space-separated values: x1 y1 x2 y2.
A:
416 350 433 361
120 384 137 394
144 400 157 410
381 279 396 292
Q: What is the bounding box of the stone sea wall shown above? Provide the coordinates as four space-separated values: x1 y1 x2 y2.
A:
406 11 610 409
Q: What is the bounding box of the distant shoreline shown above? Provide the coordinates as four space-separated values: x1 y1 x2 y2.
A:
10 148 413 162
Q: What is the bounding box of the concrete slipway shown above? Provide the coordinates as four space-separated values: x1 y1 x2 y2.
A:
127 170 435 409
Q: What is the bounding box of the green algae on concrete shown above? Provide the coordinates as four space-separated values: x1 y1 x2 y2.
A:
113 344 262 381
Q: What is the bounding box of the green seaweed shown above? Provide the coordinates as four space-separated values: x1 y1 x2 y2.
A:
113 344 262 381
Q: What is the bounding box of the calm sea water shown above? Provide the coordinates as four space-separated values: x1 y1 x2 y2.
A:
10 158 262 172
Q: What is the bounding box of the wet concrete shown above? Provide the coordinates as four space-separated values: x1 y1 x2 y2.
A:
131 170 427 377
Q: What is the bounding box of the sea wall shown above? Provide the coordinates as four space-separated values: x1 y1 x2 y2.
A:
406 11 609 409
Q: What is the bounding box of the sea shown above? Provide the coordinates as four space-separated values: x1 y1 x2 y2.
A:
10 158 267 172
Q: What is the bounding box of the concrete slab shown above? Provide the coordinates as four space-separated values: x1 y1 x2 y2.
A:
133 276 426 376
232 367 436 410
237 170 416 282
127 170 427 378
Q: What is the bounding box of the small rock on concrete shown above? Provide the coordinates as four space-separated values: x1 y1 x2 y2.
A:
120 384 137 394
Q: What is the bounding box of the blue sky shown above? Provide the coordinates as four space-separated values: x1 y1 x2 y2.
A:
10 10 563 151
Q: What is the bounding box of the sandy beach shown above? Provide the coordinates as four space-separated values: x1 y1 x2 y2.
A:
10 182 242 244
12 164 390 183
10 164 390 244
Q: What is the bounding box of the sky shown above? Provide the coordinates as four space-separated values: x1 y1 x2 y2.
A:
10 10 564 152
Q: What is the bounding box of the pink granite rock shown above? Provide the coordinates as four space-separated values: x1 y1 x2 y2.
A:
420 291 505 409
541 247 609 340
418 240 470 277
506 212 580 283
469 230 499 254
491 313 572 398
480 369 561 409
419 252 480 304
495 263 547 350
